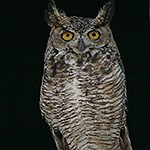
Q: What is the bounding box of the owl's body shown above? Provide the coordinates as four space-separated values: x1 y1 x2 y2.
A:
40 0 132 149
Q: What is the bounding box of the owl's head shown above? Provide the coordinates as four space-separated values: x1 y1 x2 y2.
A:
45 0 114 54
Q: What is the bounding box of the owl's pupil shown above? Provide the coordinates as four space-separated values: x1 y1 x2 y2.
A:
92 33 96 37
66 34 70 37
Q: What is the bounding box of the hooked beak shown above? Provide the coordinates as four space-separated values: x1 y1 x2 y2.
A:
77 38 85 51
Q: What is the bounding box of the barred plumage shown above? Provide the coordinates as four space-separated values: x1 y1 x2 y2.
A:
40 0 132 149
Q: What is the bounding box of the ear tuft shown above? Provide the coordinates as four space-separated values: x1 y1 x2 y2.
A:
96 0 115 26
48 0 56 11
44 0 68 27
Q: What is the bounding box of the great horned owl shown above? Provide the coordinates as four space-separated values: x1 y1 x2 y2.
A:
40 0 132 149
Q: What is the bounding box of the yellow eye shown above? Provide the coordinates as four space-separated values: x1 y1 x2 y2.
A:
61 31 74 41
88 31 100 40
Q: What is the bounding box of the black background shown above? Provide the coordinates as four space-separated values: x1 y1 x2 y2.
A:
0 0 149 149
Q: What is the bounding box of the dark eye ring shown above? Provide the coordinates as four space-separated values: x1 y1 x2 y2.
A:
61 31 74 41
88 30 100 40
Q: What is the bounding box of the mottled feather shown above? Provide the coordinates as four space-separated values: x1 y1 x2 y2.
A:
40 0 132 149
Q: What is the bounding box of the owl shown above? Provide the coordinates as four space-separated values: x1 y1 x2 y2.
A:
40 0 132 149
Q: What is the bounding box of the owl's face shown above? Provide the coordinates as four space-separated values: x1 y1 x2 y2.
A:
50 16 112 54
44 0 117 71
45 0 114 56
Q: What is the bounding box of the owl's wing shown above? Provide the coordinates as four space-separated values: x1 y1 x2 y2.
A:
50 127 69 150
40 88 69 150
120 124 132 150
